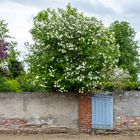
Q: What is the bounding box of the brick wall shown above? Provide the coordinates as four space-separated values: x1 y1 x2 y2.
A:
0 119 27 128
78 91 140 131
114 91 140 130
0 92 93 132
115 116 140 130
79 94 92 132
3 91 140 132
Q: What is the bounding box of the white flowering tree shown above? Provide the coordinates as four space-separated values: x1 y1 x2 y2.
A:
28 4 120 92
108 67 130 90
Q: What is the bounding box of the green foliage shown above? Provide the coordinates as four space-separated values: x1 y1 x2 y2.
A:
16 72 39 92
0 19 24 79
28 4 120 92
0 76 21 92
110 21 140 81
0 20 9 39
0 20 24 92
99 81 140 92
8 42 24 78
126 81 140 90
1 8 140 93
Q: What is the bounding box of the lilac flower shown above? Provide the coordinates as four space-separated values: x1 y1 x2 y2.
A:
0 39 9 60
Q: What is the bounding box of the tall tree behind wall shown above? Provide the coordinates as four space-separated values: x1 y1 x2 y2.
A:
110 21 140 81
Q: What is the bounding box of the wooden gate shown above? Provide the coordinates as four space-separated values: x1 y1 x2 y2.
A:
92 95 113 129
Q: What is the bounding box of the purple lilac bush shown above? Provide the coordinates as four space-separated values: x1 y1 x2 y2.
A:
0 39 8 60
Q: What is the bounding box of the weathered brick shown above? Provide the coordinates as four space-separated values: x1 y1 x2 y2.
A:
79 94 92 132
0 119 27 128
115 116 140 130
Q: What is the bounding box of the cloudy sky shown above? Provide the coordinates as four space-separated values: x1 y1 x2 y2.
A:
0 0 140 58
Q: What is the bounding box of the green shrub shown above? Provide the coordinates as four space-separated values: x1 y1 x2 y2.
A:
16 72 40 92
0 77 21 92
125 81 140 91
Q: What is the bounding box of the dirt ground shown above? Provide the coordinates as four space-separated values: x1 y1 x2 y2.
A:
0 134 140 140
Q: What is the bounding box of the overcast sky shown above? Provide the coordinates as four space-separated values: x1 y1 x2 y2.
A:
0 0 140 58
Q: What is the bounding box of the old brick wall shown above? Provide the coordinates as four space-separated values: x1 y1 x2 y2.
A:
114 91 140 130
0 93 78 129
1 91 140 132
79 94 92 132
78 91 140 131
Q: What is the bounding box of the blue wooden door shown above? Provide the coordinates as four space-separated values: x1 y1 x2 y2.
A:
92 96 113 129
